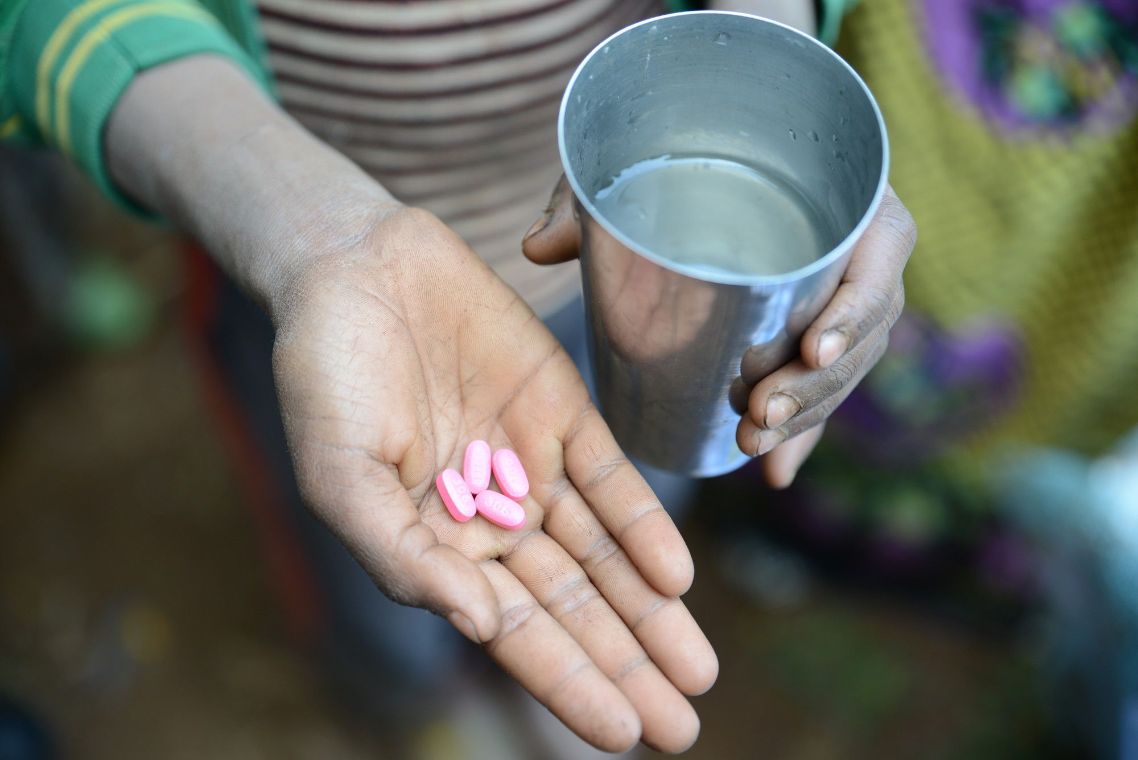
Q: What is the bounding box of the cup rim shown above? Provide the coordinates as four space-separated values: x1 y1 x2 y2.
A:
558 10 891 288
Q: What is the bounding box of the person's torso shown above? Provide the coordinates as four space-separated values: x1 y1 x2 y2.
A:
254 0 665 316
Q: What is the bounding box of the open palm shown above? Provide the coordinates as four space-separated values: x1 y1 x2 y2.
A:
271 208 717 753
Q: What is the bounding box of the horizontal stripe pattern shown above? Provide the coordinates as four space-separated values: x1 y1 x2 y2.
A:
259 0 591 30
259 0 652 68
259 0 664 315
256 0 581 36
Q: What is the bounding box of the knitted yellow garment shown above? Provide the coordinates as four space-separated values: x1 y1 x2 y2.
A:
837 0 1138 469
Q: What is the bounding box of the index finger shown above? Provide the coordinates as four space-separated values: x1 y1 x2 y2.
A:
559 405 695 598
798 186 916 370
496 347 694 599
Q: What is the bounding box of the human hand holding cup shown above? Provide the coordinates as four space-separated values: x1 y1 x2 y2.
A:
525 11 915 483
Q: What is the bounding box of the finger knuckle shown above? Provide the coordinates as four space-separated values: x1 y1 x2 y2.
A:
879 195 918 258
631 596 673 633
581 534 622 572
582 456 632 492
612 654 651 684
795 360 855 414
885 283 906 326
492 601 541 646
862 285 896 328
827 354 858 391
546 575 602 621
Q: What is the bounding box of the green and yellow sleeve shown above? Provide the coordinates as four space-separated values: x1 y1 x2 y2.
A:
0 0 269 209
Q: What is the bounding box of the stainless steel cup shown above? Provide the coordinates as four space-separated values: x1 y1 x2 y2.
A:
558 11 889 477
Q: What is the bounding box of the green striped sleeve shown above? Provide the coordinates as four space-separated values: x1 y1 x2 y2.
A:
1 1 33 142
3 0 270 210
198 0 272 82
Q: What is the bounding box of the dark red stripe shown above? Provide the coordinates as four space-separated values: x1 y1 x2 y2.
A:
258 0 578 37
262 0 658 71
440 179 555 223
393 163 554 205
283 88 562 127
295 105 553 150
462 226 520 250
271 53 574 100
352 136 552 177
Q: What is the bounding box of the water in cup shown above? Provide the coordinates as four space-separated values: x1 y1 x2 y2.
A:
593 155 840 277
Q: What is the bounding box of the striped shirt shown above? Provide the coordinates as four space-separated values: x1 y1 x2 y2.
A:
255 0 665 316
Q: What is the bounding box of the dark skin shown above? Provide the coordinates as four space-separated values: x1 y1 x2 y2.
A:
524 177 916 488
106 57 714 753
101 3 915 741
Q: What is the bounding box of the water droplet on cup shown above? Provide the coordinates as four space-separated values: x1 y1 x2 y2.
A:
808 130 819 142
714 32 730 45
788 129 797 140
832 134 838 142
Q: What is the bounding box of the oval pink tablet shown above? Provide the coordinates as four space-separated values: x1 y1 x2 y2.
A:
436 468 476 522
475 490 526 530
463 440 492 494
491 448 529 500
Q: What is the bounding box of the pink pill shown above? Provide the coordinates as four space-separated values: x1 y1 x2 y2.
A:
491 448 529 500
475 490 526 530
436 468 476 522
463 440 492 494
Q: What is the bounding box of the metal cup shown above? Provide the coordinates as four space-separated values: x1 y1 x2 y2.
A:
558 11 889 477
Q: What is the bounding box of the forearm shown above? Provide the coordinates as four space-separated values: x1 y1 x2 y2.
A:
105 55 397 313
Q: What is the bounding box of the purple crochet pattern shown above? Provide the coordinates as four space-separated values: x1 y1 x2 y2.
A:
921 0 1138 135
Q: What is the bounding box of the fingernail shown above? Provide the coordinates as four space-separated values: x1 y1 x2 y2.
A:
817 330 849 368
752 428 787 457
523 211 552 242
764 393 799 429
448 611 481 644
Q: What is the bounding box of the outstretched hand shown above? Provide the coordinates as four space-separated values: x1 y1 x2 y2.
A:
273 207 717 753
105 54 716 753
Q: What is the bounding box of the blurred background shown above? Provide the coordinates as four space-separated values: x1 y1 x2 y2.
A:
5 0 1138 757
1 144 1120 760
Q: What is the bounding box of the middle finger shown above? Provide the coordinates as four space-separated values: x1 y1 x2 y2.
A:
501 530 701 753
539 481 719 697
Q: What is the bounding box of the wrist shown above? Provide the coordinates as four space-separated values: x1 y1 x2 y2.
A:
106 55 397 315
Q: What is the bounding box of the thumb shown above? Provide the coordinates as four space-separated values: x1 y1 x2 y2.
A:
522 174 581 264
